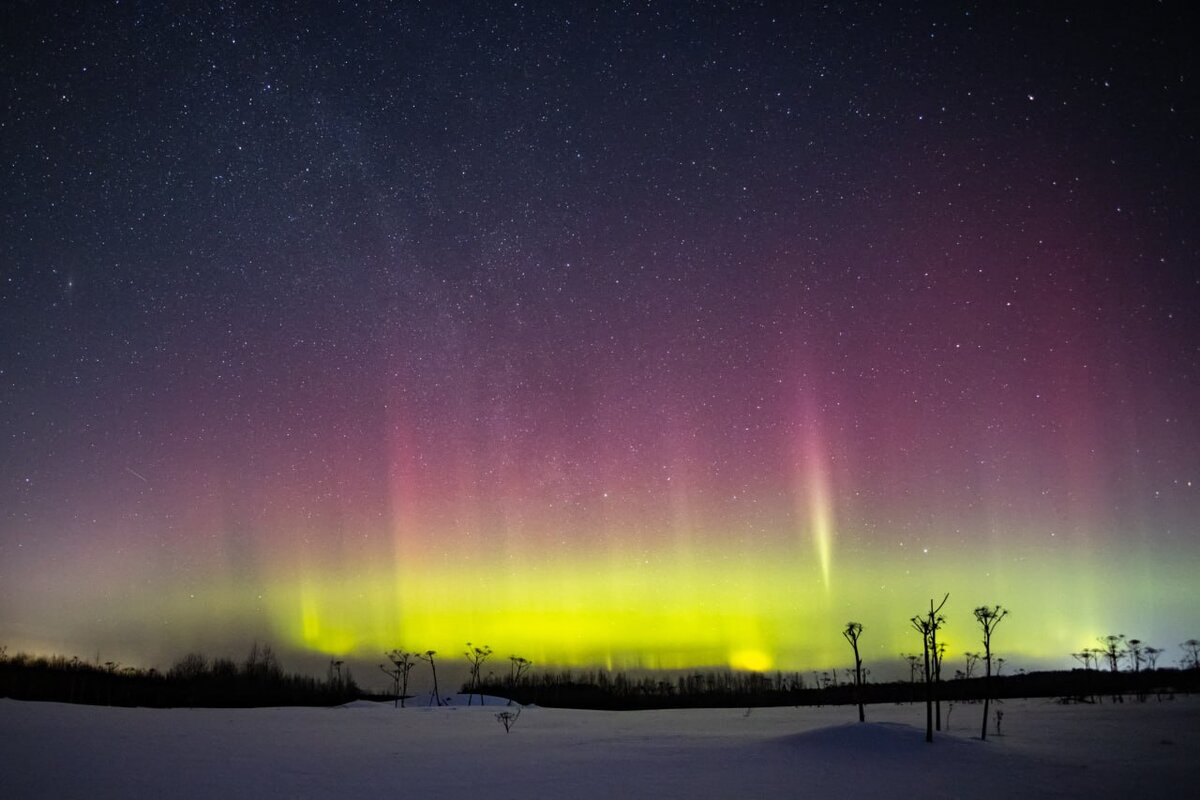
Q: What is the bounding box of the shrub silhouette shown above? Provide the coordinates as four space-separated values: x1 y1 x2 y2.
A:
496 707 521 732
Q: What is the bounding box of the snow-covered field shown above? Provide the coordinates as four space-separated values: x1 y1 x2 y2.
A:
2 695 1197 798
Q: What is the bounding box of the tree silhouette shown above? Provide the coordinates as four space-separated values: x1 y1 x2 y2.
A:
1127 639 1144 673
507 655 533 705
973 604 1008 740
1071 649 1100 702
416 650 442 706
169 653 209 681
963 651 979 680
1143 646 1162 671
380 650 417 708
842 621 865 722
1100 634 1126 672
1182 639 1200 670
464 643 493 705
1071 649 1099 671
910 594 948 743
903 653 922 694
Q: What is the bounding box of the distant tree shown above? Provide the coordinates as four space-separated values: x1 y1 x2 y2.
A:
464 643 493 705
1144 647 1162 671
964 651 980 680
244 642 282 682
168 652 209 681
903 653 922 688
1099 635 1126 672
1127 639 1144 673
1071 649 1101 672
1098 634 1127 702
380 650 417 708
1071 649 1100 702
842 621 865 722
911 594 948 743
1182 640 1200 670
507 655 533 705
974 605 1008 740
416 650 442 706
329 658 345 688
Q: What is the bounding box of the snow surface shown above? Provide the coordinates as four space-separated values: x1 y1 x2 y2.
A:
2 695 1197 798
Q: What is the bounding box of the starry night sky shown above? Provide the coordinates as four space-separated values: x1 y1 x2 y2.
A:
2 2 1197 675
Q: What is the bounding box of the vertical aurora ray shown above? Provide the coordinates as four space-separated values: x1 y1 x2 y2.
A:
795 399 835 592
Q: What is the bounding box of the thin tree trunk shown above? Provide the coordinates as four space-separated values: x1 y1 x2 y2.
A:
933 644 941 731
854 647 864 722
980 657 991 740
923 641 933 742
430 659 442 706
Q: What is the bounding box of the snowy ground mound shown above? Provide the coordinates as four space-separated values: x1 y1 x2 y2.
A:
778 720 958 750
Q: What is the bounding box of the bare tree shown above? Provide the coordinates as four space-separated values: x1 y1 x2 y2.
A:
903 653 922 693
842 621 865 722
416 650 442 706
380 650 417 708
974 605 1008 740
1100 634 1126 672
464 643 493 705
168 652 209 681
964 651 980 680
507 655 532 705
1071 649 1101 671
1071 649 1100 702
910 594 948 743
1144 647 1162 671
1127 639 1144 673
1182 639 1200 670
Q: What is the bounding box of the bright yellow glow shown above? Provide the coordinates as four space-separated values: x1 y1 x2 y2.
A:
730 649 773 672
47 527 1187 677
197 532 1193 673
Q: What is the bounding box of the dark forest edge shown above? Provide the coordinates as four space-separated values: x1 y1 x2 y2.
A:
2 642 1198 711
469 664 1200 711
0 643 358 708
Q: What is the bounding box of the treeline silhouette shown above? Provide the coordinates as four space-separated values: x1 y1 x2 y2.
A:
0 644 358 707
473 665 1200 710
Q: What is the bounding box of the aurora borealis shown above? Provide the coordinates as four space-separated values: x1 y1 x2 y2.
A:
1 3 1196 679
